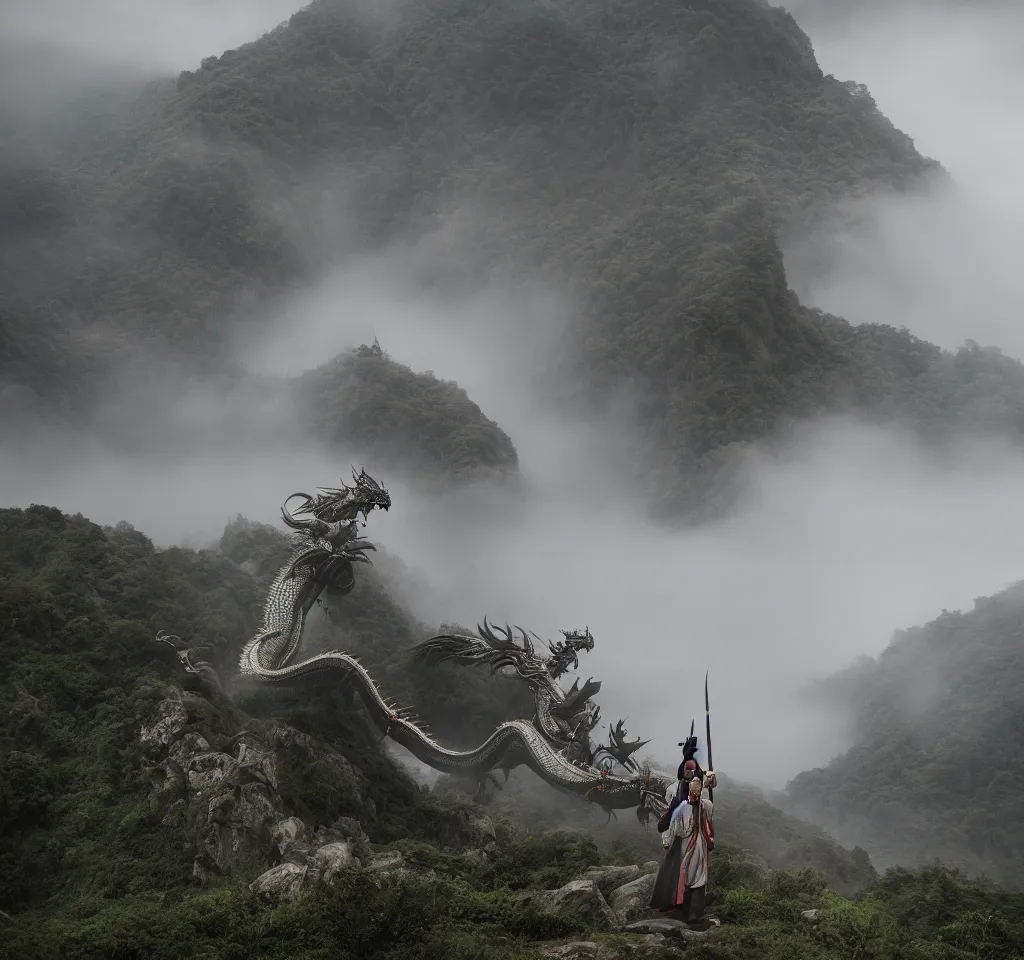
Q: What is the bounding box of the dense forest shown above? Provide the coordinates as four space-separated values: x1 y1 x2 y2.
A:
786 581 1024 890
7 0 1024 516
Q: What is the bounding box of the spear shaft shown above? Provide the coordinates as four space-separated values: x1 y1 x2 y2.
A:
705 671 714 802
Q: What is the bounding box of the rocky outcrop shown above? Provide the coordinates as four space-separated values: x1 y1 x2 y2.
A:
520 878 619 930
581 864 642 897
524 857 726 947
140 690 375 881
247 815 409 903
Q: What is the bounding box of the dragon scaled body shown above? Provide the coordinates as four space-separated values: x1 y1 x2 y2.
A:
163 470 672 822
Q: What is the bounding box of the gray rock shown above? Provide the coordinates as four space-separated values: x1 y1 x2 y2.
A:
140 693 377 888
250 862 308 902
521 879 618 930
607 873 657 923
314 818 372 863
620 918 713 940
199 780 279 874
364 850 405 874
169 732 211 768
140 698 188 746
308 841 360 885
801 909 819 921
185 750 236 796
582 864 642 897
271 817 309 860
539 942 599 959
640 860 659 875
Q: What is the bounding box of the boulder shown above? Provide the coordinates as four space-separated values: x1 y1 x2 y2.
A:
607 873 657 923
313 817 372 863
249 862 308 902
521 879 618 930
308 841 360 884
582 864 642 897
271 817 309 861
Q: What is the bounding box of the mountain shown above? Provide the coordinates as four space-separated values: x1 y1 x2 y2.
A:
9 0 1024 516
785 581 1024 889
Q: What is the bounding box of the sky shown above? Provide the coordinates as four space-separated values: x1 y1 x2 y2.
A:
0 0 301 73
2 0 1024 792
782 0 1024 358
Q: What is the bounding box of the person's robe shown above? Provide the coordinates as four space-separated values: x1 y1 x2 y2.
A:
649 784 715 921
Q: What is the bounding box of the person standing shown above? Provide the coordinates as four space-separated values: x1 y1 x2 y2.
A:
650 765 716 925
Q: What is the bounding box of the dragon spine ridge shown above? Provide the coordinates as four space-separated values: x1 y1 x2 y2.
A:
171 470 671 819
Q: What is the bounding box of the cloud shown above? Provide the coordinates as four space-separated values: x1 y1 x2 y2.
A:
782 0 1024 357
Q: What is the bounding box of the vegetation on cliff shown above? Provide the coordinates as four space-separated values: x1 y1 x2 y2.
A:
787 580 1024 890
296 341 520 484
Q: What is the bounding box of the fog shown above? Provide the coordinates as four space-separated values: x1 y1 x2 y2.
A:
782 0 1024 357
1 0 302 74
4 0 1024 799
8 252 1024 788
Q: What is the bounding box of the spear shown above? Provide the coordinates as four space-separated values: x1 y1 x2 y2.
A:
705 671 714 802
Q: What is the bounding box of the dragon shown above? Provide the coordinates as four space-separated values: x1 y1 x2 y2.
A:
159 470 672 822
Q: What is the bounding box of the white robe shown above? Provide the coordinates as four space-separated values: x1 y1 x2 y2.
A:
662 795 714 890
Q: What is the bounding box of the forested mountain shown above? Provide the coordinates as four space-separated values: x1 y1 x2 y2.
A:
8 0 1024 515
786 582 1024 890
297 341 520 485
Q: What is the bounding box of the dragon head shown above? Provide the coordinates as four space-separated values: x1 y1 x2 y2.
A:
282 469 390 529
280 469 390 566
309 468 391 523
547 627 595 679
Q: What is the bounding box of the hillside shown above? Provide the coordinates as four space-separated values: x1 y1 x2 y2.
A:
5 502 1024 956
785 581 1024 889
296 341 520 485
462 768 877 897
9 0 1024 516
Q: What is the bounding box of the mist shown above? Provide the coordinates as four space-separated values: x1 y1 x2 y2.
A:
5 0 1024 799
0 0 302 75
8 246 1024 789
782 0 1024 357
